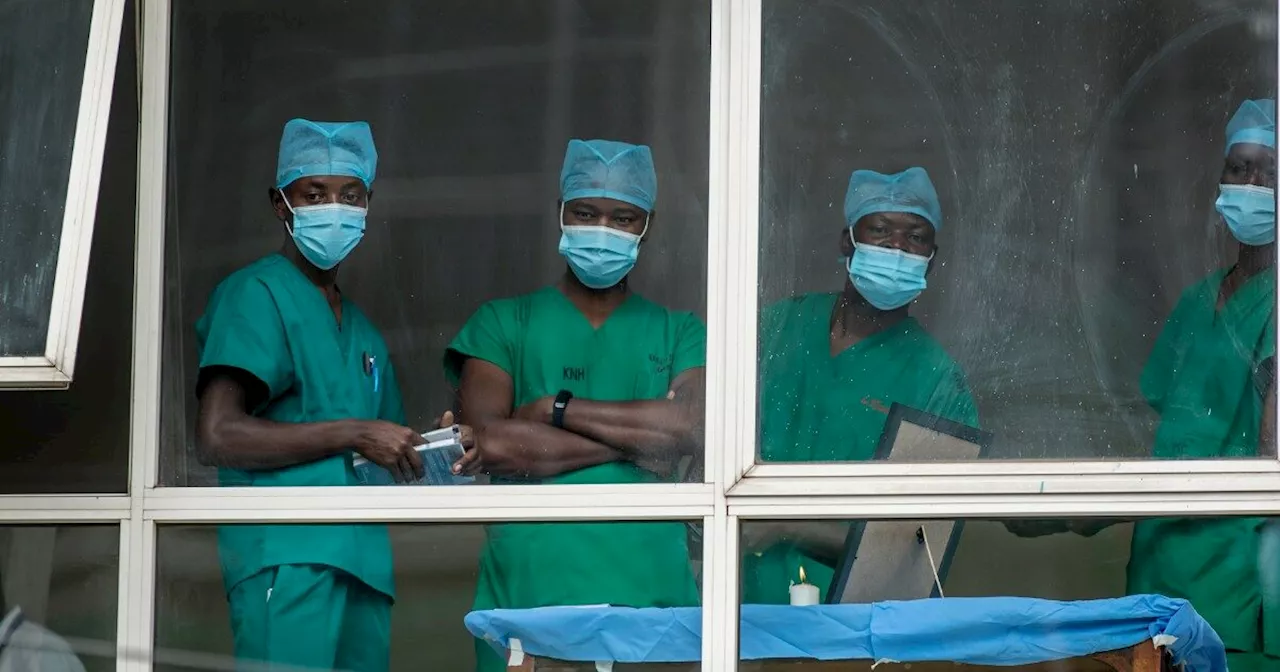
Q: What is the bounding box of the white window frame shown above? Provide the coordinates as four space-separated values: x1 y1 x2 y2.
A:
0 0 126 390
1 1 1276 671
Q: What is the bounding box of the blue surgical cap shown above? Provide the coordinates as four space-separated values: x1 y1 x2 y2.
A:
843 167 943 231
559 139 657 212
1225 99 1276 155
275 118 378 190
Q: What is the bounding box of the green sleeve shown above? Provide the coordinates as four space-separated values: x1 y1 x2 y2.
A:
378 359 407 425
195 276 293 402
1140 294 1194 415
444 300 519 386
671 312 707 376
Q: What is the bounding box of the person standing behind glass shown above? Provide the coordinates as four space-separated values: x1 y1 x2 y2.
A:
445 139 705 672
193 119 467 672
1010 99 1277 672
1123 98 1276 672
742 167 979 604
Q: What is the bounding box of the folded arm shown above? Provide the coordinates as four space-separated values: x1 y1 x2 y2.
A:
516 368 706 478
453 358 622 479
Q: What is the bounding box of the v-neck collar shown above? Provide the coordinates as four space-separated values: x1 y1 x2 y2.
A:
275 253 348 330
1212 265 1274 322
546 285 636 331
819 292 916 360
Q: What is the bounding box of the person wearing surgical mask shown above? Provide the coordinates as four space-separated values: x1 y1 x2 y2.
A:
1008 99 1277 672
192 119 470 671
444 139 705 672
742 167 979 604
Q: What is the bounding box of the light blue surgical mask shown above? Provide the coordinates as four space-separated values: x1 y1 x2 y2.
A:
1216 184 1276 246
847 237 931 310
281 190 368 270
557 206 647 289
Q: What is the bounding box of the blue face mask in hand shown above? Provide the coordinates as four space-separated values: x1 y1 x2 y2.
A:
281 190 368 270
847 238 931 310
558 210 646 289
1216 184 1276 246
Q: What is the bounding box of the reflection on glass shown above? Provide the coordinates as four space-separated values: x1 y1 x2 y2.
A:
156 523 699 672
757 0 1277 461
741 517 1276 670
160 0 711 486
0 0 94 357
0 526 119 672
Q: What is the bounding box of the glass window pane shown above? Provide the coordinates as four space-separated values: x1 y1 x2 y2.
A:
740 516 1273 668
156 521 701 670
160 0 711 487
756 0 1278 462
0 0 95 357
0 525 120 672
0 5 137 494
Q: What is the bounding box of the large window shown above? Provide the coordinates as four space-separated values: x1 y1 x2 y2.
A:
157 0 712 487
0 0 124 389
3 0 1278 671
755 0 1278 465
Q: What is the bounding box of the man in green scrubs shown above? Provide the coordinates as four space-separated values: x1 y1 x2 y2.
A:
194 118 448 671
1011 99 1278 671
743 167 979 604
445 139 705 672
1124 98 1278 672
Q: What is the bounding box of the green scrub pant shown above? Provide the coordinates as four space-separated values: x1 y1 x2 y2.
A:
228 564 391 672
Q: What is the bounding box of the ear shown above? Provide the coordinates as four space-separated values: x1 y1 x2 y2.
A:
366 189 375 205
269 187 289 223
839 227 854 258
926 244 939 276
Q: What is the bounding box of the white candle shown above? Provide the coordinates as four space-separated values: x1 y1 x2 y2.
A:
789 566 819 606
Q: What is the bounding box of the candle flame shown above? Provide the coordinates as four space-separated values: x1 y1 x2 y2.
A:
798 566 807 584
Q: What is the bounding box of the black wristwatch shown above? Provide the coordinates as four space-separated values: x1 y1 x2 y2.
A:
552 390 573 428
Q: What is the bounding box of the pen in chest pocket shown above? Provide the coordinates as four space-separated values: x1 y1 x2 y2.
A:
362 351 380 394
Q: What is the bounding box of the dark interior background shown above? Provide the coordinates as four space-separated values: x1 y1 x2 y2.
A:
758 0 1278 460
158 0 713 486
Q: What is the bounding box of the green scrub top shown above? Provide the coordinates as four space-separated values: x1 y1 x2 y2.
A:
746 292 979 604
1131 268 1277 664
197 254 402 600
444 286 703 612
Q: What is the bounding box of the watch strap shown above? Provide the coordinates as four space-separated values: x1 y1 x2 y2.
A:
552 390 573 428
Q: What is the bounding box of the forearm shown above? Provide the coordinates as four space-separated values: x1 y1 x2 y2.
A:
481 419 624 478
561 399 700 462
198 415 356 471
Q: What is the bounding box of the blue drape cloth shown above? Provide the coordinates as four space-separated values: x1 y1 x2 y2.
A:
465 595 1225 671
